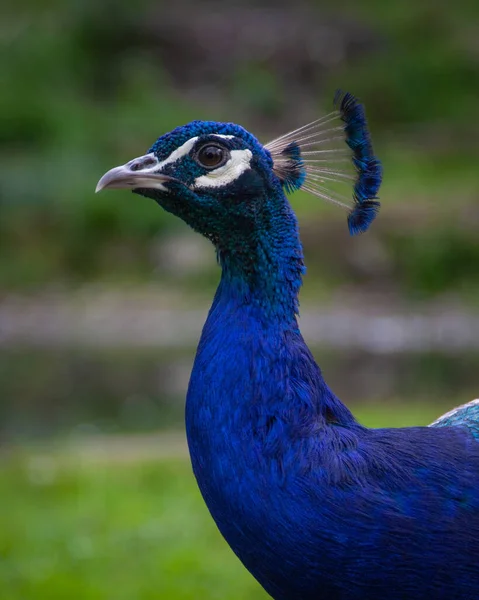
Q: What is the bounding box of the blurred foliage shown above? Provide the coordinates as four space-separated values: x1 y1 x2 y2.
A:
1 0 478 298
388 227 479 298
333 2 479 129
0 403 453 599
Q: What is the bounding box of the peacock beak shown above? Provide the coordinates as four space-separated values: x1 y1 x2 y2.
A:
95 153 175 193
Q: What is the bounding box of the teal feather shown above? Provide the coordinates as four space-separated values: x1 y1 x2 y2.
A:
431 399 479 440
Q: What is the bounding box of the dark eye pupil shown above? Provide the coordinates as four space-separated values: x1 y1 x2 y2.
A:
198 145 224 168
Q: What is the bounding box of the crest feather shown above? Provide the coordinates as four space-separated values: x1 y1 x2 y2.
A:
265 91 383 235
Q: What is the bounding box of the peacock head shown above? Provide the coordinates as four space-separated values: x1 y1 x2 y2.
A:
96 121 280 247
96 93 383 251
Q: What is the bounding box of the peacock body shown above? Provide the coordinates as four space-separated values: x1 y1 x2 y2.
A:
97 93 479 599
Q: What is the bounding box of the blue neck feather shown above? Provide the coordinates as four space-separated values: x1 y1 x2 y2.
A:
186 184 357 482
216 190 304 324
185 185 361 597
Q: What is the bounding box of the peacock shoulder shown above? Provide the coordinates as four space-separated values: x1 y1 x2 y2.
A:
430 399 479 440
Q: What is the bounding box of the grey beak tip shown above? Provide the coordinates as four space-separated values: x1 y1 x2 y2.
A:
95 171 115 193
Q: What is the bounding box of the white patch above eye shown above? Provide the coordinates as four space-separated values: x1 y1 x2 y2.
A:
156 135 234 170
157 136 199 169
152 134 235 174
192 149 253 189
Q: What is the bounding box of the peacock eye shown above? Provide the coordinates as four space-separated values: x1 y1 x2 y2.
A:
196 144 228 169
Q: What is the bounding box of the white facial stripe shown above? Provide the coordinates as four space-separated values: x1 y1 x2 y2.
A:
141 135 237 176
131 134 244 192
192 149 253 189
157 136 199 169
156 135 234 170
124 137 200 180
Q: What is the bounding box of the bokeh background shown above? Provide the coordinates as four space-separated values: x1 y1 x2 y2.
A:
2 1 479 598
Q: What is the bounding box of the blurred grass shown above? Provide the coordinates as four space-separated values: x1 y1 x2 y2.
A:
0 457 267 600
0 402 452 600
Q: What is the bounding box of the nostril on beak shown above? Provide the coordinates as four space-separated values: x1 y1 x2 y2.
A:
96 153 169 193
129 155 158 172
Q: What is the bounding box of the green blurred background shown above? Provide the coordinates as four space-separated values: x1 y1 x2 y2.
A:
1 0 479 597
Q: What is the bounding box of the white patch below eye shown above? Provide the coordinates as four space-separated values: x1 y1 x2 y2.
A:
192 149 253 189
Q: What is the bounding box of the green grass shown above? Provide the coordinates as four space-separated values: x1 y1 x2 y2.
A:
0 402 453 599
0 457 267 600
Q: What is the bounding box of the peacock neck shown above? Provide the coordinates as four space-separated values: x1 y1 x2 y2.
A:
187 189 357 452
215 191 305 325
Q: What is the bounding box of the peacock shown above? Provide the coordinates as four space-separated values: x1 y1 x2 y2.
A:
96 92 479 599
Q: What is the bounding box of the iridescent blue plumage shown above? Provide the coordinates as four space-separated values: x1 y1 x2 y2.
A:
265 92 382 235
276 141 306 193
335 91 382 235
431 399 479 440
96 94 479 600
